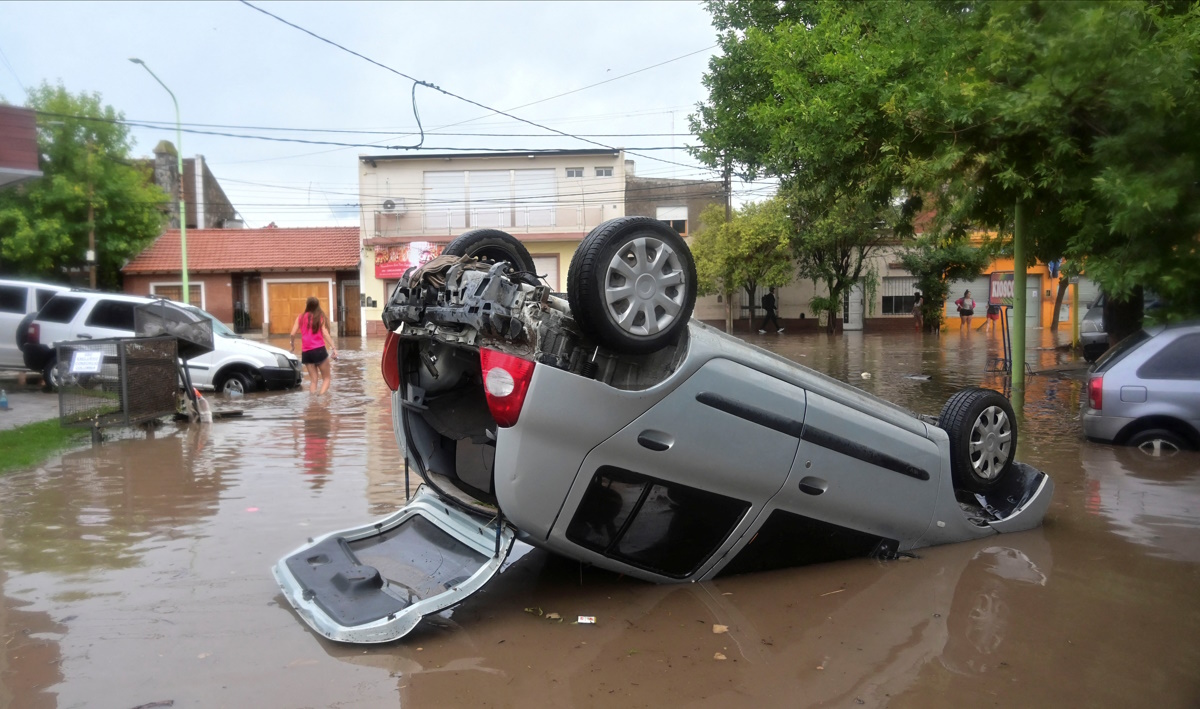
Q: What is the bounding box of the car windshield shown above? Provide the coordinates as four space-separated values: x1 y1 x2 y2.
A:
1093 329 1151 373
186 306 239 338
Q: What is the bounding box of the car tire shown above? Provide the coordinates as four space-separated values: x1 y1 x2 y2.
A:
444 229 537 274
1127 428 1191 458
42 356 62 392
216 371 256 396
566 217 697 354
938 387 1018 493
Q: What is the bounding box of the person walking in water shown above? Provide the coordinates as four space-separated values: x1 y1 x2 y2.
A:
290 297 338 394
955 289 976 330
758 287 783 333
912 290 924 331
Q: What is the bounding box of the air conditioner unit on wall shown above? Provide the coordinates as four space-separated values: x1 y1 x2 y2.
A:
381 197 407 214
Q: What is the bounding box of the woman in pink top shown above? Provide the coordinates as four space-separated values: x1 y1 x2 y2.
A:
289 297 338 394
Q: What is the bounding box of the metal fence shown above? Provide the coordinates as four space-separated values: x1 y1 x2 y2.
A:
56 337 180 429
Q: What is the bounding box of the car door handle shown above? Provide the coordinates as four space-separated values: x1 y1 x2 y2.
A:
637 430 673 452
75 334 93 339
799 476 827 496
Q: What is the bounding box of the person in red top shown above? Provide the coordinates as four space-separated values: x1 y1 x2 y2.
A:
289 297 338 394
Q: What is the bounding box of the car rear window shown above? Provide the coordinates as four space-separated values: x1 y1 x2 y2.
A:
1093 329 1151 374
86 300 137 331
1136 333 1200 380
35 289 60 309
38 295 86 323
0 285 26 314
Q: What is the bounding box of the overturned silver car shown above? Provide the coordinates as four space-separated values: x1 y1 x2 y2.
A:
274 217 1054 643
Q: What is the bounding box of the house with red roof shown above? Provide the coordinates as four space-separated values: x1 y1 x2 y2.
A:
122 226 362 336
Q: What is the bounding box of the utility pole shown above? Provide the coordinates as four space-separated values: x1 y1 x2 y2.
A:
86 142 96 289
1012 199 1028 400
131 58 188 304
723 161 733 334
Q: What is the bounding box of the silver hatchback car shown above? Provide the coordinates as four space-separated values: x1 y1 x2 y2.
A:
1083 321 1200 456
274 219 1054 644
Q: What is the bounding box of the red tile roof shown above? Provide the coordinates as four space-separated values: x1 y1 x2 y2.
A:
123 227 360 274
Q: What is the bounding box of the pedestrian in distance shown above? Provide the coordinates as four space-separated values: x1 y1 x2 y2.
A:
912 290 924 331
758 287 783 333
984 301 1002 333
955 290 976 331
290 296 338 395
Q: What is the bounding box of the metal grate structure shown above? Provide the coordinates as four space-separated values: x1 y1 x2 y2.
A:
56 337 181 429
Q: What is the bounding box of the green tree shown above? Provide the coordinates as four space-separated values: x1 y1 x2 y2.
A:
692 198 794 332
900 235 990 332
0 82 165 288
787 187 892 333
692 1 1200 339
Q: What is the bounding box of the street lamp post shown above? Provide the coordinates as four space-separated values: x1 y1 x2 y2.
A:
129 58 189 304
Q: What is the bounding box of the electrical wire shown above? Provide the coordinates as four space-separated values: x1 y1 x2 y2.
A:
238 0 714 174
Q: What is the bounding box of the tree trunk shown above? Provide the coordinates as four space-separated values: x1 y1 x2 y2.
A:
745 283 758 331
1104 287 1144 347
1050 277 1067 331
724 290 733 334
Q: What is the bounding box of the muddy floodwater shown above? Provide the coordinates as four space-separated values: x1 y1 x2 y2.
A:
2 329 1198 708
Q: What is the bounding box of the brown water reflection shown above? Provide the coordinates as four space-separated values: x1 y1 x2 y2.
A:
0 331 1197 708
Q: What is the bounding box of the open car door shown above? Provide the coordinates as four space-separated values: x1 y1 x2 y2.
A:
273 486 515 643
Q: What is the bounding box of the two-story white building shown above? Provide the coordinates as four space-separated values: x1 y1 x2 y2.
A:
358 149 628 336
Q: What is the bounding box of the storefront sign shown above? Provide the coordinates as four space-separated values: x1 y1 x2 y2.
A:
989 272 1015 306
374 242 444 279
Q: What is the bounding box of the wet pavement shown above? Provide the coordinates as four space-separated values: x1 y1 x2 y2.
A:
1 328 1198 708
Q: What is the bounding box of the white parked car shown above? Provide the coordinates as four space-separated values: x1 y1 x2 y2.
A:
21 290 301 394
0 279 69 371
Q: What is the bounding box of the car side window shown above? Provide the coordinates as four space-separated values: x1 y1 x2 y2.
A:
86 300 137 331
1136 334 1200 380
0 285 26 314
35 289 60 310
38 296 86 323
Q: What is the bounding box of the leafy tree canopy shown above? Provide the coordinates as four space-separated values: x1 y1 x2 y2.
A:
692 0 1200 320
0 82 165 288
692 198 794 330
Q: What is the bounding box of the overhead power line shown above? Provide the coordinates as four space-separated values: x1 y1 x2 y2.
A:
238 0 713 174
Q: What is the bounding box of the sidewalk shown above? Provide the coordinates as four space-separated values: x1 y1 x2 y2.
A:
0 373 60 431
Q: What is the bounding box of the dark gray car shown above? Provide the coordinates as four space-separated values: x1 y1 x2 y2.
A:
1083 321 1200 456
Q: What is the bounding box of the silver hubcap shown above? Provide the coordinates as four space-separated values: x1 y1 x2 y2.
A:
1137 438 1180 458
603 236 686 337
969 405 1012 479
223 379 244 395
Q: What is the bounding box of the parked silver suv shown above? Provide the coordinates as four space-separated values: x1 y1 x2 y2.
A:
274 219 1054 644
1083 321 1200 455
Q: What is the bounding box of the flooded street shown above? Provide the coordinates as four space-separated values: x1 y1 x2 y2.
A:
2 329 1198 708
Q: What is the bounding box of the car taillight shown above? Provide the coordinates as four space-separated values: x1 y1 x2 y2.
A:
1088 375 1103 411
27 322 39 346
381 331 400 391
480 347 536 428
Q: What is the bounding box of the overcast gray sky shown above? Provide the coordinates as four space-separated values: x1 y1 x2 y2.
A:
0 1 774 227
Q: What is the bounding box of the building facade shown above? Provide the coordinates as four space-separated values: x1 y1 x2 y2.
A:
148 141 239 230
122 227 360 335
357 149 629 336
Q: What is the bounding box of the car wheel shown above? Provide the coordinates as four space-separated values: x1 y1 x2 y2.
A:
42 357 62 392
216 371 256 396
938 387 1018 493
1127 428 1191 458
444 229 537 274
567 217 697 354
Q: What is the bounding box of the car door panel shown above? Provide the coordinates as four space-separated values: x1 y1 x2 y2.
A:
552 358 806 579
771 390 941 544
